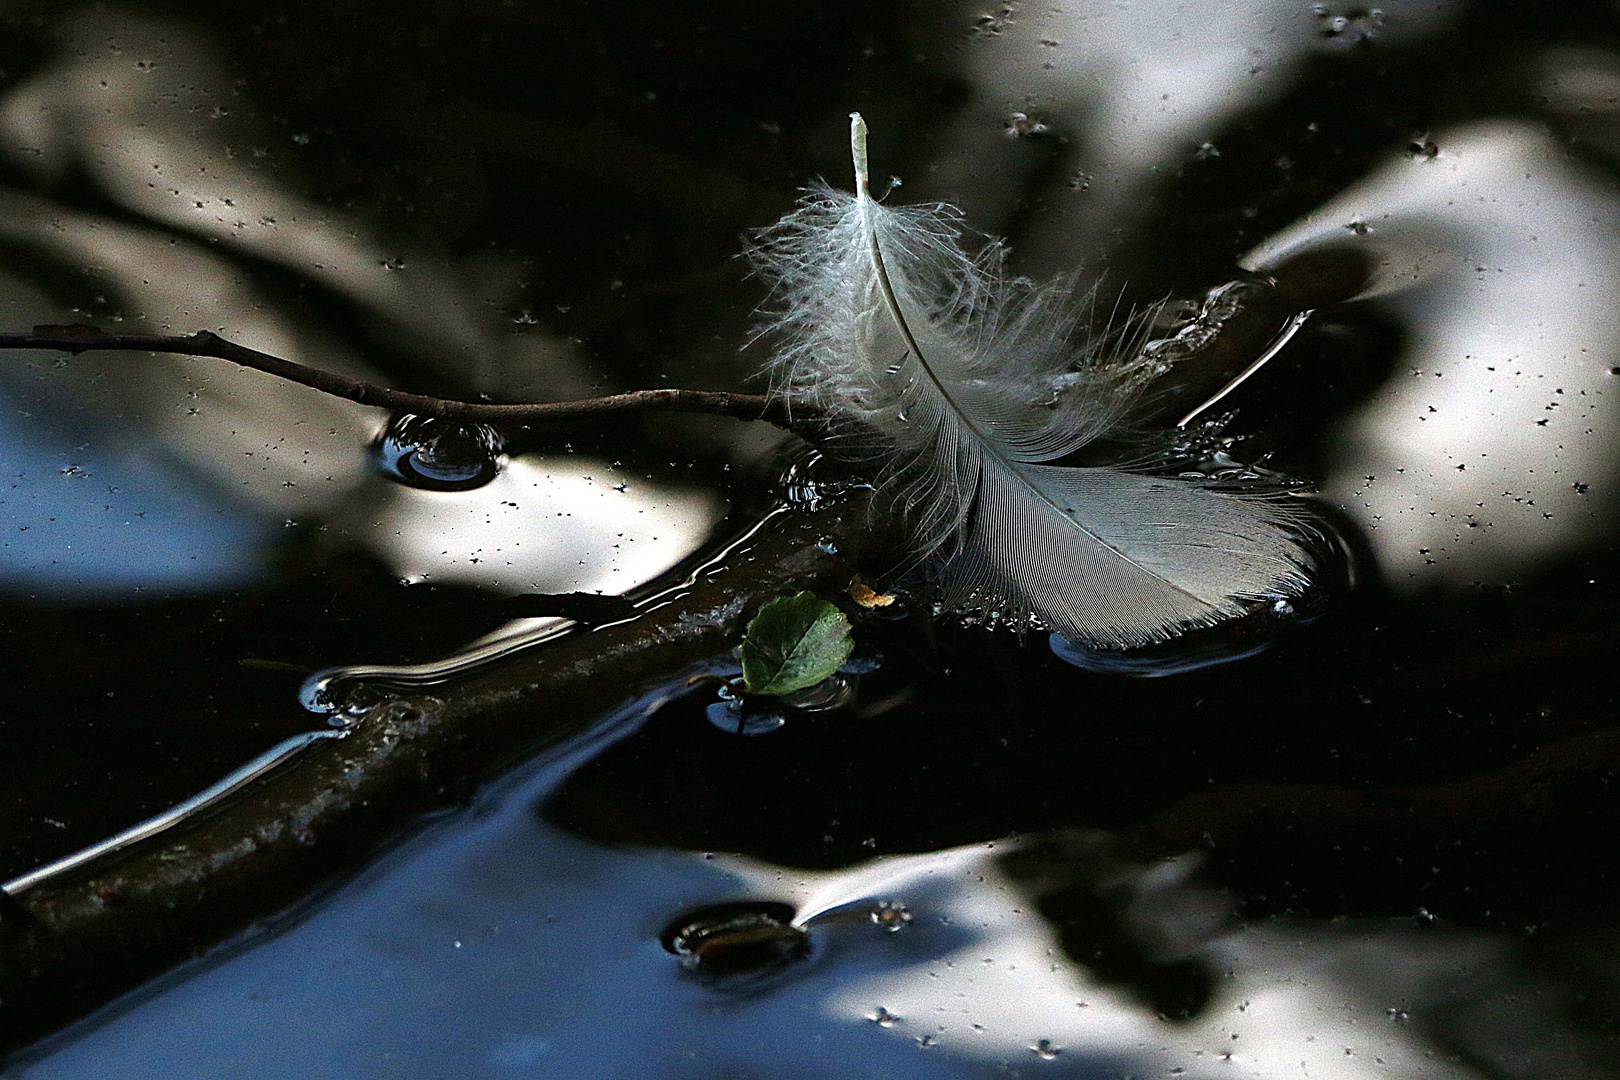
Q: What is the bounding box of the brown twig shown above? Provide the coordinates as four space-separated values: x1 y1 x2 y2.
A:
0 326 795 427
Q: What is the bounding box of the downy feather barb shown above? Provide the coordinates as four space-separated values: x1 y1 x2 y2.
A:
750 113 1312 649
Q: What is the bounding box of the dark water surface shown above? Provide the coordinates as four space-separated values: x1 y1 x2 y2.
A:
4 0 1620 1076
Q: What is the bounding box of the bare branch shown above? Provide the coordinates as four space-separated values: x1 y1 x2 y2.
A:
0 326 796 427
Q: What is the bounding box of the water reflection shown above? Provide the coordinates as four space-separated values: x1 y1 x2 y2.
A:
1 9 495 380
921 0 1620 591
0 6 611 601
13 681 1615 1078
925 0 1460 274
356 453 725 594
0 1 762 884
5 0 1620 1069
0 382 273 596
1246 121 1620 586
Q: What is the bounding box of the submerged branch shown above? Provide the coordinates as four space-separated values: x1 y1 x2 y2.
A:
0 327 795 427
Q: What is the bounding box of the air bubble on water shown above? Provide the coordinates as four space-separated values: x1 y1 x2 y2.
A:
1031 1040 1061 1060
870 901 912 932
972 6 1015 37
662 901 808 979
373 414 504 491
1314 3 1384 43
302 674 387 719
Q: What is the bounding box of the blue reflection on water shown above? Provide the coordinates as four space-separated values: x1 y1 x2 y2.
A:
0 390 272 599
11 678 1603 1080
10 690 998 1080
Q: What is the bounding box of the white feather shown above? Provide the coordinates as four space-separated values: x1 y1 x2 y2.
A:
750 113 1312 649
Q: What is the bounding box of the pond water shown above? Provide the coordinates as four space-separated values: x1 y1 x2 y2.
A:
4 0 1620 1076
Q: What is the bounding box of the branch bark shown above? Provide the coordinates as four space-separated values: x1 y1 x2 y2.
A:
0 326 796 427
0 488 891 1050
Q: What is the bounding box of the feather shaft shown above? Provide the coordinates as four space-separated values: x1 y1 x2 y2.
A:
751 116 1313 648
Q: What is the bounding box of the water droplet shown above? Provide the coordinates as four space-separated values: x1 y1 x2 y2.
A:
373 414 504 491
1031 1039 1061 1060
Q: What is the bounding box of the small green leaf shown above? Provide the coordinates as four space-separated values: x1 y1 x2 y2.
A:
739 592 853 696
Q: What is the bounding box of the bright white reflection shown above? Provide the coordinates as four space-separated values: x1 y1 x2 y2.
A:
0 7 607 598
0 9 495 383
718 843 1558 1079
0 190 377 513
15 738 1610 1079
0 6 597 400
0 189 378 596
928 0 1458 274
1246 121 1620 586
353 455 726 595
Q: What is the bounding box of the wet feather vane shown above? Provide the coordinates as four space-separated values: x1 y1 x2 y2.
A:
750 113 1311 649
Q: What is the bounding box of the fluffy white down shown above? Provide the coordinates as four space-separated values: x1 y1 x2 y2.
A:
749 165 1311 648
